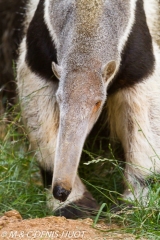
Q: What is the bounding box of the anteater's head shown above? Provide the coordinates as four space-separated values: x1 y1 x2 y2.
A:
45 0 137 201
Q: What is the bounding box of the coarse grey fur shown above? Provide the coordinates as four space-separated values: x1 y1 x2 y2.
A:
144 0 160 45
17 0 160 216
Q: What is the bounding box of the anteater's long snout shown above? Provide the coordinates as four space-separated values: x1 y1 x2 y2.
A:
52 115 89 202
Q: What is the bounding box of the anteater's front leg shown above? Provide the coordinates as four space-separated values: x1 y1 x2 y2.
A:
107 81 160 204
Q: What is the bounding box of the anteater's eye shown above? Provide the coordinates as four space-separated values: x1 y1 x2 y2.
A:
95 101 101 108
93 101 102 113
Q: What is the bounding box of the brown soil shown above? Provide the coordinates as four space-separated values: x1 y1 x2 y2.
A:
0 210 136 240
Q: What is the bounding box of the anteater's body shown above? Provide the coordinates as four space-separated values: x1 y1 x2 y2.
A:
0 0 160 218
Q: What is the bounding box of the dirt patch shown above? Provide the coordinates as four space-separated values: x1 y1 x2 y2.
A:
0 210 136 240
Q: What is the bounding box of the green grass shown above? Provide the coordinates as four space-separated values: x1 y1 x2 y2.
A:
0 110 160 239
0 112 50 218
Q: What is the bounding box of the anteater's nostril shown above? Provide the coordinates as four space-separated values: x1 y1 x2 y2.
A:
53 185 71 202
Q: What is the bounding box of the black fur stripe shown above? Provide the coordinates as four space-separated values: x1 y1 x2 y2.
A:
108 0 155 94
26 0 58 81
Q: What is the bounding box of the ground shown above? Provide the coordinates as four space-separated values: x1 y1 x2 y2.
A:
0 210 138 240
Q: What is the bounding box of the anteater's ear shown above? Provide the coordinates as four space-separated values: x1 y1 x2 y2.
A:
52 62 62 80
102 60 117 82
